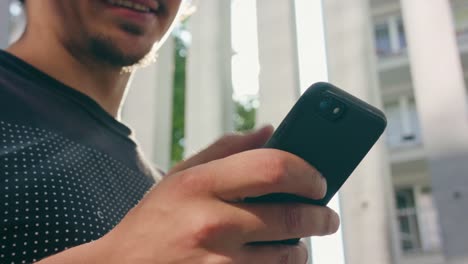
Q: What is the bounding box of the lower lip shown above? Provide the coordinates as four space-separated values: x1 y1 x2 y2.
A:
103 2 156 23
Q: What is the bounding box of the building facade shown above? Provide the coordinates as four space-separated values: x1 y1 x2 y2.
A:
365 0 468 263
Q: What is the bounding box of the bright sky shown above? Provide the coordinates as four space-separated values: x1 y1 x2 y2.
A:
231 1 346 263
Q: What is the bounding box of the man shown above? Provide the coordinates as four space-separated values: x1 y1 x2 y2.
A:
0 0 339 263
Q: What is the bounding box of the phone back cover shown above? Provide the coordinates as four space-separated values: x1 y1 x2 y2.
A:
264 82 387 205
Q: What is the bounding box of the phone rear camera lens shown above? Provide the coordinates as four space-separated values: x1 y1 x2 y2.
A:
319 100 331 111
317 95 346 121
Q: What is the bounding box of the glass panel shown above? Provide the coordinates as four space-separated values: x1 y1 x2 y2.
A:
375 23 391 56
384 102 401 148
399 215 411 234
406 99 422 145
396 189 422 253
384 98 423 149
397 18 407 50
417 189 443 252
402 240 414 251
397 189 416 209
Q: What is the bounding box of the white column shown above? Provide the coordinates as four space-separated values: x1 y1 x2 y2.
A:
185 0 233 156
294 1 346 263
400 0 468 154
123 37 175 172
323 0 397 263
152 38 176 171
255 0 301 128
0 0 10 49
401 0 468 262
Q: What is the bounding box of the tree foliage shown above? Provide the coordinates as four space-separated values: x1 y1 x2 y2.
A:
170 23 257 165
170 26 188 166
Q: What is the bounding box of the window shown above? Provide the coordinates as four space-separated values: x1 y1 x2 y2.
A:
395 187 442 254
384 96 422 149
397 19 407 50
375 23 392 56
373 16 407 57
396 188 422 252
416 187 443 252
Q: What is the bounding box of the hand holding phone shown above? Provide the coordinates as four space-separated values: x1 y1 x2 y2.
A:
245 82 387 243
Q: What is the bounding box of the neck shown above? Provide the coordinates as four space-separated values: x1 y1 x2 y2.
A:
7 28 131 118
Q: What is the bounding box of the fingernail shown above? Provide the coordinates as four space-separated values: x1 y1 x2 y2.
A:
328 211 340 234
257 124 274 134
318 172 327 199
244 125 270 136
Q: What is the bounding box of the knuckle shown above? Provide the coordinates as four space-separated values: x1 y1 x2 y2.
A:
261 152 289 186
176 167 213 193
191 215 227 246
192 219 222 245
215 134 239 153
282 205 303 235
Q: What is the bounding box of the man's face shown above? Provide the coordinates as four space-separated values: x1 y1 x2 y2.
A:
40 0 182 67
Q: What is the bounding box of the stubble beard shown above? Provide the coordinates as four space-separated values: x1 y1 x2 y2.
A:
88 31 158 73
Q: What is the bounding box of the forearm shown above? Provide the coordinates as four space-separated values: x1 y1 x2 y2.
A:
35 240 107 264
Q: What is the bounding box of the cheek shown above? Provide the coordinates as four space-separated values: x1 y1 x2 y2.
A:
53 1 97 34
48 1 87 42
146 1 182 42
170 0 183 15
166 0 183 25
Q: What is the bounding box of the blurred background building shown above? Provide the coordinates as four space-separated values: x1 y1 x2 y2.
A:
2 0 468 263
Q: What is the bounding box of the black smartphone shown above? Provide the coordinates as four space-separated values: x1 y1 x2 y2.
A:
245 82 387 243
247 82 387 204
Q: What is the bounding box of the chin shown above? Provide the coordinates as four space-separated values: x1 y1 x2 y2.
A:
88 32 158 69
121 47 159 73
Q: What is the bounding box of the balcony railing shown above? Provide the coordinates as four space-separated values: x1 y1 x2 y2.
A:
377 48 408 59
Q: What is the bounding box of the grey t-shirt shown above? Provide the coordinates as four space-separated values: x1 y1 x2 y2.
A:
0 50 158 263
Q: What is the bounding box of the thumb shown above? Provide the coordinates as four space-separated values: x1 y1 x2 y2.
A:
167 125 274 175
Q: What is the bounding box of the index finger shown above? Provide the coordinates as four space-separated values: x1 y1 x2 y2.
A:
203 149 327 202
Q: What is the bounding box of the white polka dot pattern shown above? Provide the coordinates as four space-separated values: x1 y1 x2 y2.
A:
0 121 155 263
